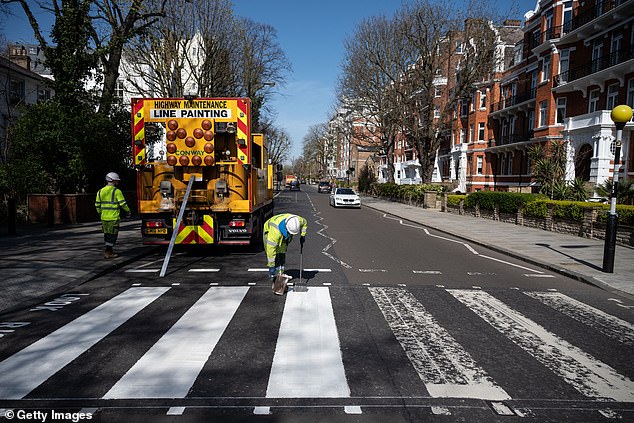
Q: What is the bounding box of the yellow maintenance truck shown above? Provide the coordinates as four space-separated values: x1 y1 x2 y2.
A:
131 97 274 245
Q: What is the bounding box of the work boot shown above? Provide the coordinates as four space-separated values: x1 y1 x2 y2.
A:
104 250 118 259
273 275 288 296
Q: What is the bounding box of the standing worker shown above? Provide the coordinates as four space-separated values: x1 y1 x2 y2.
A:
263 213 307 295
95 172 131 259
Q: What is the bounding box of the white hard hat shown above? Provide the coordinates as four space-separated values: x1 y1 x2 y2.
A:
286 216 300 235
106 172 120 182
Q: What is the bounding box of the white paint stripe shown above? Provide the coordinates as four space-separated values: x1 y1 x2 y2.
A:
478 254 542 273
369 287 509 400
525 291 634 347
104 286 249 398
125 269 160 273
248 268 268 272
449 289 634 401
266 287 350 398
413 270 442 274
0 287 169 399
344 406 362 414
253 406 270 415
188 269 220 272
304 269 332 272
359 269 387 273
167 407 186 415
522 274 554 278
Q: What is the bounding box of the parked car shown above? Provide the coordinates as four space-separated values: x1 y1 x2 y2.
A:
318 181 332 193
329 187 361 208
289 179 300 191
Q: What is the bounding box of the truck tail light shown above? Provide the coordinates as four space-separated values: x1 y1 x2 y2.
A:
229 220 245 227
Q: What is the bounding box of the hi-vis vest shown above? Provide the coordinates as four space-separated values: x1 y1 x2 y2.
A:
95 185 130 221
263 213 307 267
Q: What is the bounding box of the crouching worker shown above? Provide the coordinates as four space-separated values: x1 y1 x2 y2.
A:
263 213 307 295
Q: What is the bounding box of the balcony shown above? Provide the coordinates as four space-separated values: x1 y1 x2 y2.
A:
559 0 634 43
489 88 536 118
553 47 634 94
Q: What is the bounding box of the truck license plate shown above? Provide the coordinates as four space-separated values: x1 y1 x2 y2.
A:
146 228 168 235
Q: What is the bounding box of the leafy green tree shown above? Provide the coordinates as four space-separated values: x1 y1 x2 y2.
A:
528 140 567 199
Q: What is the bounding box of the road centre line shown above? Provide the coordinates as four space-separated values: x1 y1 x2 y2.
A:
0 287 170 399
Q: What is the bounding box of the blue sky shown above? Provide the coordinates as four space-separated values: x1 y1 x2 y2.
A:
2 0 538 160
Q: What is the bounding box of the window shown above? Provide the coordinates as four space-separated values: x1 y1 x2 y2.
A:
434 106 441 119
627 79 634 119
562 1 573 32
455 41 463 53
541 54 551 82
507 154 513 175
592 41 603 73
459 129 465 143
607 83 619 110
558 49 570 83
610 34 622 66
469 124 474 143
556 97 567 124
434 87 441 97
38 88 51 102
478 122 485 141
589 89 600 113
476 157 483 174
460 100 468 117
9 78 25 105
513 44 522 65
500 155 506 175
115 79 125 98
539 101 548 127
479 91 487 109
528 110 535 132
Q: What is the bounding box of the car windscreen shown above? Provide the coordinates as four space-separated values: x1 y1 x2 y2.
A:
337 188 355 195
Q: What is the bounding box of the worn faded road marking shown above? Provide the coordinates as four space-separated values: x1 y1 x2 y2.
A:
450 289 634 401
369 287 510 400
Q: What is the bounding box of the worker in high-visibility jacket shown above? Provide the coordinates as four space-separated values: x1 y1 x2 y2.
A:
95 172 131 259
263 213 307 288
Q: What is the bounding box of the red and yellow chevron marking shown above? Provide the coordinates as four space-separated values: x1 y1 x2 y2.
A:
236 99 249 164
175 215 214 244
132 99 146 165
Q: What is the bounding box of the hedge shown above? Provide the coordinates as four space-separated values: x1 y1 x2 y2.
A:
464 191 547 214
372 182 446 202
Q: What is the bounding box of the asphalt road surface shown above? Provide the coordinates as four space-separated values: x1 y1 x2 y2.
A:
0 185 632 422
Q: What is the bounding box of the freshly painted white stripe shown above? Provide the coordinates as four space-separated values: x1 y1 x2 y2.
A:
253 407 270 415
248 268 268 272
344 406 362 414
266 287 350 398
525 291 634 347
0 287 169 399
188 269 220 272
369 287 510 400
359 269 387 273
167 407 186 415
125 269 160 273
413 270 442 274
104 286 249 399
449 289 634 401
522 274 555 278
304 268 332 272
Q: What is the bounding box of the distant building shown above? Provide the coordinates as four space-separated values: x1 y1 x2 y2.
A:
0 50 54 163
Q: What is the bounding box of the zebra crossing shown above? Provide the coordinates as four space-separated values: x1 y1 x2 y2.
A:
0 284 632 407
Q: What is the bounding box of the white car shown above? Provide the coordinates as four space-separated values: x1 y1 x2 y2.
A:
329 187 361 208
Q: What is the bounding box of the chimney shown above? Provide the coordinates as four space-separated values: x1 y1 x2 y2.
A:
9 44 32 71
503 19 522 27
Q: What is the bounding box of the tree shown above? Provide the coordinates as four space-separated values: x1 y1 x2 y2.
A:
121 0 290 130
339 14 410 183
263 122 291 166
398 0 498 183
302 123 333 179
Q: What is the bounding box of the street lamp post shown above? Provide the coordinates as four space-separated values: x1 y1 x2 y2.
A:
602 104 633 273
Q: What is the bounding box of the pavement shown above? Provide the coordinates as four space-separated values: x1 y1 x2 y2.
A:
0 196 633 315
